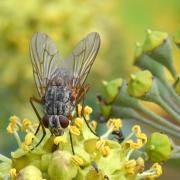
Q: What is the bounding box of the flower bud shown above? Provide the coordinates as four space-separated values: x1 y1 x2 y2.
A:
143 29 168 52
48 151 77 179
84 138 98 154
145 132 171 162
143 29 176 78
16 165 43 180
86 169 105 180
102 78 123 103
127 70 153 98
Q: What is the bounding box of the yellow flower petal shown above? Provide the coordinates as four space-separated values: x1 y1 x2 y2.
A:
9 115 18 126
135 157 145 173
69 125 80 136
77 104 82 117
107 118 122 131
74 117 83 128
10 168 17 179
96 140 106 150
132 125 141 135
151 163 162 178
125 139 143 149
71 155 84 166
21 118 31 131
25 133 35 145
100 145 110 157
54 136 67 145
6 125 13 134
83 106 93 116
91 120 97 130
124 159 136 174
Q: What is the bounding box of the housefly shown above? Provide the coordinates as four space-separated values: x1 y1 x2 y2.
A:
29 32 100 148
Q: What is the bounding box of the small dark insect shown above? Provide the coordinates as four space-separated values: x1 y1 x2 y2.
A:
29 32 100 149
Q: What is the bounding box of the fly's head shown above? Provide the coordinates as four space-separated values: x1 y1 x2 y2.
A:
42 115 69 136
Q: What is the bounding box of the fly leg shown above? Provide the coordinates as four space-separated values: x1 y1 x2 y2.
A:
69 131 75 155
81 98 99 138
30 97 46 148
76 85 99 138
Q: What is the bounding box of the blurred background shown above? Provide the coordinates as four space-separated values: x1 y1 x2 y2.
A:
0 0 179 179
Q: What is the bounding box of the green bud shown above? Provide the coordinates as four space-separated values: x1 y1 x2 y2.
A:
114 82 141 109
86 169 105 180
145 132 172 162
134 42 143 59
174 30 180 48
99 103 112 120
12 155 29 172
102 78 123 103
174 75 180 96
40 153 52 171
143 29 176 78
84 138 98 154
134 54 167 84
16 165 43 180
143 29 168 52
48 151 77 180
127 70 153 98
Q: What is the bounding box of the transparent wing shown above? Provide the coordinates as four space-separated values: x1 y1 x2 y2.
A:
29 32 65 97
65 32 100 87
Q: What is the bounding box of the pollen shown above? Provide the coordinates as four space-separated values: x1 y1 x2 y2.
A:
100 145 110 157
69 125 80 136
77 104 83 117
91 120 97 130
150 163 162 178
9 115 18 126
124 159 137 174
6 125 14 134
21 143 29 151
54 136 67 145
132 125 141 135
135 157 145 173
107 118 122 131
24 132 35 146
132 125 147 144
125 139 143 149
96 140 106 150
7 116 19 133
75 117 83 128
83 106 93 116
10 168 17 179
21 118 31 131
71 155 84 166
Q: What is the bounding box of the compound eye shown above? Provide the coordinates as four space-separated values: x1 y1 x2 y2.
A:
42 115 49 128
59 115 69 128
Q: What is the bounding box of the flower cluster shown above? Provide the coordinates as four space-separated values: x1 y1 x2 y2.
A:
0 104 169 180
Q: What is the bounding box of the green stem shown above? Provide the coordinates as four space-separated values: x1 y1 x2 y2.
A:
157 97 180 123
137 104 180 132
156 79 180 115
163 79 180 106
0 154 11 163
13 130 22 148
112 106 180 138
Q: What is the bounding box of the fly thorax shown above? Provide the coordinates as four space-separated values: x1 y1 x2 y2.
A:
44 85 75 116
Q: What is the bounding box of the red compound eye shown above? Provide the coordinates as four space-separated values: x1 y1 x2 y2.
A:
59 115 69 128
42 115 49 128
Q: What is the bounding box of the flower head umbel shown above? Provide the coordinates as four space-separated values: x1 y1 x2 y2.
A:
0 105 169 180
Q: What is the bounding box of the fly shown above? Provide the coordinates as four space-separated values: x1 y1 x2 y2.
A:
29 32 100 150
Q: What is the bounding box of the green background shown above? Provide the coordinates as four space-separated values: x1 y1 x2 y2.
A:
0 0 179 179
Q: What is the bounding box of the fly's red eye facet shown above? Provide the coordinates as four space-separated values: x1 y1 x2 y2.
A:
42 115 49 128
59 115 69 128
